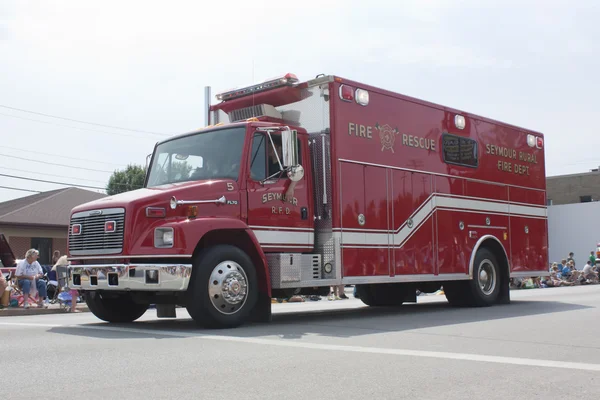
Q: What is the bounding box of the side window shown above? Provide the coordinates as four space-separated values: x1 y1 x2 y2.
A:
248 131 302 181
442 133 479 168
250 133 267 180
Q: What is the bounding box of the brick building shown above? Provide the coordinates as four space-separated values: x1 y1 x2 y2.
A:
546 169 600 206
0 187 106 265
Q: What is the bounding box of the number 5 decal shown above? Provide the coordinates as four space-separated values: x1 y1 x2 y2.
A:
227 183 234 191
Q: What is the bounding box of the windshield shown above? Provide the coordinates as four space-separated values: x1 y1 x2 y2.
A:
146 126 246 187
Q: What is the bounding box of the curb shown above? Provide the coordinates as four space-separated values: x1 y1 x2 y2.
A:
0 305 89 317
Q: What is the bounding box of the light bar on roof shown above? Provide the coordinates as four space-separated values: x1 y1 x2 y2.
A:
215 73 299 101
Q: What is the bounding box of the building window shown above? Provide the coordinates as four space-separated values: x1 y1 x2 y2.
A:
442 133 479 168
31 237 53 265
580 195 592 203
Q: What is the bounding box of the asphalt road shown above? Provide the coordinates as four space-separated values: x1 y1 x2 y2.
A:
2 286 600 399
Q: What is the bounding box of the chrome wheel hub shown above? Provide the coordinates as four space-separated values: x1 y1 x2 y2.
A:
478 259 496 296
208 261 248 315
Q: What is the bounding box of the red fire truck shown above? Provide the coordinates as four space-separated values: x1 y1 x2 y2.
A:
67 73 548 328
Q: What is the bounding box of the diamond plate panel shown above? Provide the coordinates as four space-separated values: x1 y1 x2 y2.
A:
267 253 322 289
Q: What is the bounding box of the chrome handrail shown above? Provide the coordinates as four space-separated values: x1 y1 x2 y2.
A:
170 195 226 209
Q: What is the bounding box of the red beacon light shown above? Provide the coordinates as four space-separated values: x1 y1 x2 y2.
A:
215 73 299 101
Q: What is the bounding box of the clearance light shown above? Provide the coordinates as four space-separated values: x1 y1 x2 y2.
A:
339 84 354 102
146 207 166 218
455 115 466 130
536 137 544 149
215 73 299 101
105 221 116 233
187 205 198 218
72 224 82 235
355 89 369 106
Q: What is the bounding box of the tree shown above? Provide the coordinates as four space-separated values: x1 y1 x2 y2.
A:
106 164 146 195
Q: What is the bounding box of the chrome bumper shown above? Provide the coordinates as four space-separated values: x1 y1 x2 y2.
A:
67 264 192 291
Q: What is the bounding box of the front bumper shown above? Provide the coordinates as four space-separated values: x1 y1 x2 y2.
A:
67 264 192 291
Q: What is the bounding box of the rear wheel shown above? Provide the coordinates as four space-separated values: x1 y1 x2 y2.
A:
85 292 148 323
469 248 500 306
444 247 501 307
186 245 257 329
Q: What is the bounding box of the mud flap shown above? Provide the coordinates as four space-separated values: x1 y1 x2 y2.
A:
249 291 272 323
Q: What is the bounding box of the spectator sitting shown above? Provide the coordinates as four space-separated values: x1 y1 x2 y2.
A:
15 249 48 309
548 271 574 287
567 252 575 268
560 259 572 277
0 270 8 308
551 263 562 279
583 261 598 282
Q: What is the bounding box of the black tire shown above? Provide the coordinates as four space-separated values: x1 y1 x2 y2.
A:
186 245 258 329
85 291 148 323
356 284 405 307
445 247 501 307
468 248 501 306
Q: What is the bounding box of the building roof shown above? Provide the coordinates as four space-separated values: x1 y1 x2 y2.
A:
0 187 106 227
547 169 600 180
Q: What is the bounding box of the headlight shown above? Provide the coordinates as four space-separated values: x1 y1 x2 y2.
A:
154 227 174 248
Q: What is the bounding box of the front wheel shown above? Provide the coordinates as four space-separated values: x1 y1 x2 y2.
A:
186 245 258 329
85 292 148 323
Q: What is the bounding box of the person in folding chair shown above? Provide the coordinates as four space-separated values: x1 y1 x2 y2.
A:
15 249 48 309
49 255 69 303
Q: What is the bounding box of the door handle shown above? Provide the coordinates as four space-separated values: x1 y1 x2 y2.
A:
301 207 308 220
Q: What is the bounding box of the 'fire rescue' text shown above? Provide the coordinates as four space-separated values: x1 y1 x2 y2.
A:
348 122 435 151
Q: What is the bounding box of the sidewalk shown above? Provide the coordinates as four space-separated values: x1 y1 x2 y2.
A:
0 302 89 317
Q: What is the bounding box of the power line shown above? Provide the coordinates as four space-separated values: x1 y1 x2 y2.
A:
0 104 169 136
0 166 144 189
0 185 41 193
0 166 109 184
0 173 107 190
0 112 163 140
0 153 115 173
2 145 126 167
0 173 144 191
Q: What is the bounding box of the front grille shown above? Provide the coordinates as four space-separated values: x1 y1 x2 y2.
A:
69 208 125 255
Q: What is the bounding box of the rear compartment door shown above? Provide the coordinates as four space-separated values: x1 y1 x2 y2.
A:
339 162 391 277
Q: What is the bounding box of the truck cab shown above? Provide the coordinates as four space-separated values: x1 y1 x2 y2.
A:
68 111 312 328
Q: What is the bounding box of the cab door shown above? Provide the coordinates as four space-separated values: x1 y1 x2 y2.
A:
246 130 313 252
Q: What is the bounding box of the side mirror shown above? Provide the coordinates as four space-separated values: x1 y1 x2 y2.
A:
282 129 304 182
145 154 152 173
282 129 298 168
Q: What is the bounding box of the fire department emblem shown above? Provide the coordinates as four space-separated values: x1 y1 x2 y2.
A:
375 123 399 153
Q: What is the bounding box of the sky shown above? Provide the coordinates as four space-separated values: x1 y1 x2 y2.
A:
0 0 598 203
